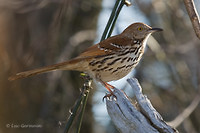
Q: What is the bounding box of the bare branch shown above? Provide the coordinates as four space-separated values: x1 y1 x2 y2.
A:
184 0 200 39
106 78 178 133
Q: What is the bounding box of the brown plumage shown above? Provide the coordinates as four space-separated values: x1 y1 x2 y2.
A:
9 22 162 93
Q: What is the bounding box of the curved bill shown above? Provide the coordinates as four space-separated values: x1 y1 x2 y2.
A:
149 27 163 32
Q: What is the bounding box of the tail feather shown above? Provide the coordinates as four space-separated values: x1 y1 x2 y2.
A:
8 58 87 81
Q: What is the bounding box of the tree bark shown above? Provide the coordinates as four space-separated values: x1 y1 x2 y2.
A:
106 78 178 133
184 0 200 39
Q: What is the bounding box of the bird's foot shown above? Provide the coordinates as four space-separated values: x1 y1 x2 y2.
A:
102 92 117 101
98 80 117 101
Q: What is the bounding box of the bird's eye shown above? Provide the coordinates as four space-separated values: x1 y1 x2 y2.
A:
137 27 143 31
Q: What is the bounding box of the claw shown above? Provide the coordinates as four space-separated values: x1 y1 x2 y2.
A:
102 92 117 102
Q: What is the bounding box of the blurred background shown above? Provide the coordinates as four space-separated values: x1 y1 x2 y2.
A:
0 0 200 133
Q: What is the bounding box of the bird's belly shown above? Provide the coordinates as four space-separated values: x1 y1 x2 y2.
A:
98 61 138 82
87 46 144 82
88 56 139 82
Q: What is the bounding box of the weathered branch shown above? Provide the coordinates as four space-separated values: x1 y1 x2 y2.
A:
106 78 178 133
184 0 200 39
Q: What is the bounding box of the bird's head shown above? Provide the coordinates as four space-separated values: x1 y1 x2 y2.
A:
121 22 163 40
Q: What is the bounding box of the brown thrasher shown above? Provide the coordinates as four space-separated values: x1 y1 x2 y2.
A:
9 22 162 94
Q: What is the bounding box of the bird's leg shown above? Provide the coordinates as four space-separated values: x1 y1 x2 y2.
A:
100 80 113 93
98 79 117 101
104 82 115 89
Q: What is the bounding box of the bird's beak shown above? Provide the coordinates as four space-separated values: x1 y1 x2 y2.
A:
149 27 163 32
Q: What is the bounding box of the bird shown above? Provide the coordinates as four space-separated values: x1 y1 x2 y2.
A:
8 22 162 95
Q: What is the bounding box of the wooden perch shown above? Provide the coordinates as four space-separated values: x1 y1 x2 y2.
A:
106 78 178 133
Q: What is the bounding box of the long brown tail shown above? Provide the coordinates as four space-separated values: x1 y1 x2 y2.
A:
8 58 87 81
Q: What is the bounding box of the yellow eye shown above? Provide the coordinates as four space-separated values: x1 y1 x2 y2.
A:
137 27 143 31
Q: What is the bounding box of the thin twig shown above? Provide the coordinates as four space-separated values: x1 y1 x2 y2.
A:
64 94 83 133
64 75 92 133
100 0 121 41
167 92 200 128
76 80 91 133
184 0 200 39
101 0 130 41
107 0 126 38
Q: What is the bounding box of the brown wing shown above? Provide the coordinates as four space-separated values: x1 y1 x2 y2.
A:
79 34 133 58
